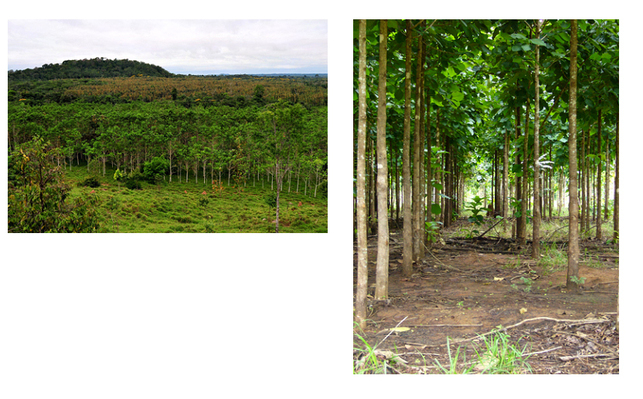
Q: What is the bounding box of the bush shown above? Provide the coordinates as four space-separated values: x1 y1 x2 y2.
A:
125 178 142 190
8 137 101 232
80 176 101 188
264 192 278 209
143 156 169 184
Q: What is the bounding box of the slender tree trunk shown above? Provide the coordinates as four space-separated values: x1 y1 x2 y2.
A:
580 129 586 232
375 20 389 300
275 160 281 233
532 20 542 258
604 136 610 220
413 28 424 261
494 150 501 216
436 110 443 225
402 20 414 277
367 136 375 233
355 20 368 329
567 20 581 293
395 151 400 222
584 128 590 230
558 168 564 216
520 100 529 245
503 128 509 219
514 107 522 239
548 147 553 219
613 113 619 240
444 138 452 228
596 108 603 240
426 98 433 247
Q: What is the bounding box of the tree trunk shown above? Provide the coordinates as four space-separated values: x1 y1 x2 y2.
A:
275 160 281 233
395 151 400 222
503 128 509 219
567 20 581 293
426 97 433 247
402 20 414 277
413 27 425 261
444 138 453 228
584 128 590 231
532 20 542 259
557 168 564 216
613 112 619 240
375 20 389 300
604 136 610 220
494 150 501 216
580 128 586 232
596 109 602 240
520 99 529 246
355 20 368 329
514 106 522 239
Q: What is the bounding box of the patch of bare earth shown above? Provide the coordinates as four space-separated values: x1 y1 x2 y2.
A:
353 222 619 374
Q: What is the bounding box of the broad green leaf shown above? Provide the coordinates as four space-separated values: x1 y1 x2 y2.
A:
443 66 457 78
530 38 546 46
431 203 442 215
451 90 464 102
430 97 444 107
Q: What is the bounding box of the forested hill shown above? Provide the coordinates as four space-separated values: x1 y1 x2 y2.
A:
8 58 174 81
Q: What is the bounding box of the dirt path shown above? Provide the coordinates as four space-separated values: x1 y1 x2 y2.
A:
353 221 619 374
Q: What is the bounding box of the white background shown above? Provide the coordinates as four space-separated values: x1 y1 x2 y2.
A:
1 2 638 397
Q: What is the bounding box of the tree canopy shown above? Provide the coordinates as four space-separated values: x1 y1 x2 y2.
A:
353 19 618 307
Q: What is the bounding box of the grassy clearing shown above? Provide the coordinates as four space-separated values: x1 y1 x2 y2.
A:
65 165 327 233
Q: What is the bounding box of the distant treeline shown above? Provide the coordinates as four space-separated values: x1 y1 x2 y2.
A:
8 58 328 107
8 57 174 81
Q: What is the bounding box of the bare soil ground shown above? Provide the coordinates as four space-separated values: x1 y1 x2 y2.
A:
353 219 619 374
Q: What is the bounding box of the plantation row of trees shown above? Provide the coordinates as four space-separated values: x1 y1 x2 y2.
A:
9 100 328 199
354 19 618 328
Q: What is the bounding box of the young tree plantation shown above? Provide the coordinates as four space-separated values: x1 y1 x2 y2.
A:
353 20 618 374
8 58 328 233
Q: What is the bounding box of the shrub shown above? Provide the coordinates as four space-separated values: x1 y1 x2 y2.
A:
125 178 142 190
80 176 101 188
198 196 210 207
264 192 278 209
8 137 101 232
143 156 169 184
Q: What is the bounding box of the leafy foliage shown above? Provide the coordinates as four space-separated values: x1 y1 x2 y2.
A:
8 137 101 232
8 57 173 81
143 156 169 184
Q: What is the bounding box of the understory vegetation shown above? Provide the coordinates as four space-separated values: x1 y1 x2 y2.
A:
65 165 328 233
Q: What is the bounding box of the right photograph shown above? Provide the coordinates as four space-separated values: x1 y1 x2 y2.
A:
353 19 619 374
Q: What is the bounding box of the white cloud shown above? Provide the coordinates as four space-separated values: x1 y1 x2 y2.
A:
8 19 328 74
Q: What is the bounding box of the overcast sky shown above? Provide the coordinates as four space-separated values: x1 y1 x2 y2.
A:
8 19 327 75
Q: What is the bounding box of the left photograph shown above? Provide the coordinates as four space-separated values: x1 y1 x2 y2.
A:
8 19 328 233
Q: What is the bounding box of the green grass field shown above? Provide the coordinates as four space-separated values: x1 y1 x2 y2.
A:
65 166 327 233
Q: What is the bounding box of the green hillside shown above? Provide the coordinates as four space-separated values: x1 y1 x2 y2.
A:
8 57 174 81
